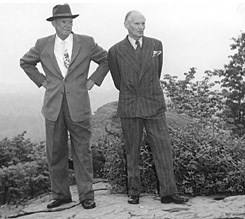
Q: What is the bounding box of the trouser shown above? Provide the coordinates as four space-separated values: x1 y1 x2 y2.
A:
45 94 94 202
121 114 177 197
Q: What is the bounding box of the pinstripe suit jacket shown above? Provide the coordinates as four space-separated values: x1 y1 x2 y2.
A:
108 36 166 118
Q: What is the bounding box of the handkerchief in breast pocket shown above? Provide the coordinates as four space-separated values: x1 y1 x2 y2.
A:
152 50 162 57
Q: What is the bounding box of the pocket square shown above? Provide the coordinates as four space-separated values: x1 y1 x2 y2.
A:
153 50 162 57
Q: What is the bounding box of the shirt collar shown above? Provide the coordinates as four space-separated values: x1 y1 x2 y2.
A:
55 33 73 45
127 35 143 48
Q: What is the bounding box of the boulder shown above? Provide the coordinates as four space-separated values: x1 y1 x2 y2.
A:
91 101 192 145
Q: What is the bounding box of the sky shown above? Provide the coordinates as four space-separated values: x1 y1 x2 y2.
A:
0 0 245 110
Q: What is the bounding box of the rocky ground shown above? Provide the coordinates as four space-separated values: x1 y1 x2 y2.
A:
1 182 245 219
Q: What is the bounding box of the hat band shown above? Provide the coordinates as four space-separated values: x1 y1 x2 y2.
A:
46 11 79 21
53 13 74 17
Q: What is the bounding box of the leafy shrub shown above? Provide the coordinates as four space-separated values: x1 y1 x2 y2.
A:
171 123 245 196
2 118 245 205
92 144 106 179
0 162 49 204
93 122 245 196
92 128 159 194
0 132 49 205
93 129 127 193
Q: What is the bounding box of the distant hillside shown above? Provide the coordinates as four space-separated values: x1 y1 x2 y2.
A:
0 89 44 142
1 82 190 144
0 83 118 142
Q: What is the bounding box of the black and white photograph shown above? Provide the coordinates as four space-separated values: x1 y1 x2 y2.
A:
1 0 245 218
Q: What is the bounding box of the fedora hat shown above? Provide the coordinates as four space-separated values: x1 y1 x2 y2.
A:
46 4 79 21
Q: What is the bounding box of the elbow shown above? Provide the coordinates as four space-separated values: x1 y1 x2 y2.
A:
20 58 26 69
20 59 23 67
115 82 120 91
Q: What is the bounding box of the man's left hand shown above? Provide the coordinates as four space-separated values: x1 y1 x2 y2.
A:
86 79 95 90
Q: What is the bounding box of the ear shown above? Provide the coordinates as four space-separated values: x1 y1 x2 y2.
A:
51 20 56 28
124 21 129 29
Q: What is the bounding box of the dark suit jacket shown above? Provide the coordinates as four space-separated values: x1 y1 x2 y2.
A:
20 33 109 122
108 36 166 118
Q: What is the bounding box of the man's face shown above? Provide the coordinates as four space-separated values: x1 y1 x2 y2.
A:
125 13 145 40
53 18 73 40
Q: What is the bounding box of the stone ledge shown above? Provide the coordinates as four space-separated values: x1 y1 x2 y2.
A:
2 183 245 219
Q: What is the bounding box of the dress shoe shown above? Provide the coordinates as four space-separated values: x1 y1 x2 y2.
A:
47 198 72 208
161 194 188 204
81 199 96 209
128 195 139 204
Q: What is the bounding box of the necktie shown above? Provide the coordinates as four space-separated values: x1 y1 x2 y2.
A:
135 40 140 51
63 41 70 69
135 40 142 66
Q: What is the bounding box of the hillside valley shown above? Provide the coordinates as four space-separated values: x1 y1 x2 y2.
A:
0 83 118 142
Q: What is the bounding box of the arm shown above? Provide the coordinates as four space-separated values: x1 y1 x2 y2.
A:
88 38 109 87
20 39 46 88
86 79 95 90
108 47 121 90
158 41 163 79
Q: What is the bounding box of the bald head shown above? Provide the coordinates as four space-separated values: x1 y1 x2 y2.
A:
124 10 146 40
125 10 145 23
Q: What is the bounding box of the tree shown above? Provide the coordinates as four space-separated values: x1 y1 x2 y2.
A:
215 33 245 135
161 68 224 134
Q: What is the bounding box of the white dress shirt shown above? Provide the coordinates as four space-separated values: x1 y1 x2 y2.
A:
128 35 142 50
54 33 73 78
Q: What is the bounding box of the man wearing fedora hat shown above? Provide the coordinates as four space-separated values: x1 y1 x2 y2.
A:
20 4 109 209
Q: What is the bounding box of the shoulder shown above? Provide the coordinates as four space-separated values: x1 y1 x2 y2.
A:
34 34 55 48
73 33 95 42
109 39 125 52
36 34 54 42
144 36 162 46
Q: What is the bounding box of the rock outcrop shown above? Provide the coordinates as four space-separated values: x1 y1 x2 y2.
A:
90 101 192 145
2 183 245 219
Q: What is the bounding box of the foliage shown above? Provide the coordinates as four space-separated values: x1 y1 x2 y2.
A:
92 123 245 196
163 32 245 136
161 68 224 130
92 126 159 194
92 144 106 179
171 123 245 196
212 33 245 135
93 128 127 193
0 132 49 205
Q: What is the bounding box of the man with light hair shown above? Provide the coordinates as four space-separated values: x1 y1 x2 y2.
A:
108 10 188 205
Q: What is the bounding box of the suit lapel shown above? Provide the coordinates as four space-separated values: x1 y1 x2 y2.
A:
46 33 84 79
70 33 81 66
118 37 155 80
46 35 63 79
139 37 155 81
118 37 141 74
66 33 89 78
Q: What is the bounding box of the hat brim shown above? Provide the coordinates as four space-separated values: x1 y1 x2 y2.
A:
46 14 79 21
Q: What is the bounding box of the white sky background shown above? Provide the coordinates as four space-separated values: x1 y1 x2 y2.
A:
0 0 245 108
